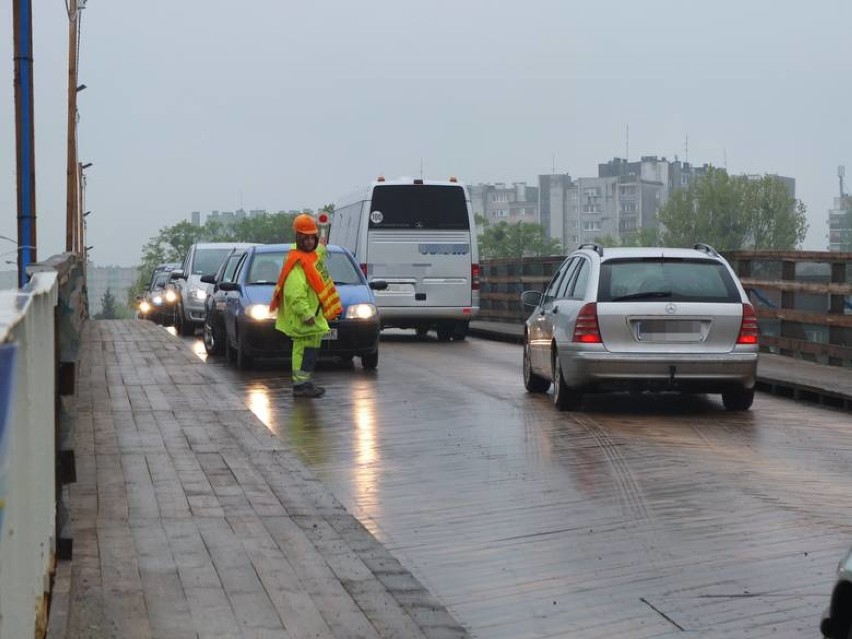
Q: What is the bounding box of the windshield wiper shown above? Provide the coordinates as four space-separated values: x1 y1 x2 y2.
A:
611 291 672 302
246 281 275 286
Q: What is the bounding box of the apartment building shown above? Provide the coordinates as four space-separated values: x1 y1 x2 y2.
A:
828 195 852 251
470 182 539 227
542 157 719 251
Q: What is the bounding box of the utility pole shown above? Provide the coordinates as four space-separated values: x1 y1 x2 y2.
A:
66 0 79 253
13 0 37 287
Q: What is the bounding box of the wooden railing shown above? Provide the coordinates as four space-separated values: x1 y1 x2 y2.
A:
479 250 852 367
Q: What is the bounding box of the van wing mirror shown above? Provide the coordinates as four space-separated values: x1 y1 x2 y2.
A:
218 281 240 292
200 273 216 285
369 280 388 291
170 269 185 280
521 290 543 309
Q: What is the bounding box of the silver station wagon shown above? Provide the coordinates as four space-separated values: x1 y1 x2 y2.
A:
521 243 759 411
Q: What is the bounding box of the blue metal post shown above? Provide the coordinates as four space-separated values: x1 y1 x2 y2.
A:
13 0 37 288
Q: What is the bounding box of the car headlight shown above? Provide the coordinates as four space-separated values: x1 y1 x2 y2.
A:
164 290 177 303
246 304 276 321
345 303 378 319
152 295 164 305
139 301 151 313
190 286 207 301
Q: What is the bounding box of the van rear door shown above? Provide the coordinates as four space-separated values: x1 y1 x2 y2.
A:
366 185 472 308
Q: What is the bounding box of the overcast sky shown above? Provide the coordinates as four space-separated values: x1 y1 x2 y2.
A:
2 0 850 267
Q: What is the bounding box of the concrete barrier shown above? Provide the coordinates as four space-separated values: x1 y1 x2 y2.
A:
0 253 84 639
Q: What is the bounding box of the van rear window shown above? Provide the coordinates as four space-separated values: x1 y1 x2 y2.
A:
369 185 469 230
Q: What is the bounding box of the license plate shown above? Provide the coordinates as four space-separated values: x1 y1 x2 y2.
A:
386 283 415 293
322 328 338 341
637 320 703 342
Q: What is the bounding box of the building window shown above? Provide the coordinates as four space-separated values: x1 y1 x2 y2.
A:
583 221 601 232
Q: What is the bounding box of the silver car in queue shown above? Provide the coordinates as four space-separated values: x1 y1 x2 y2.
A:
521 243 759 412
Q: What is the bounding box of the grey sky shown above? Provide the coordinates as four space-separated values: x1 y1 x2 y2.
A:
2 0 850 267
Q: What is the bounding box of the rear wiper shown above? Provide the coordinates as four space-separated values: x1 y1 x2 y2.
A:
611 291 672 301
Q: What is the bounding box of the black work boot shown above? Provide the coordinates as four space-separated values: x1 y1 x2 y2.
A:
293 382 326 398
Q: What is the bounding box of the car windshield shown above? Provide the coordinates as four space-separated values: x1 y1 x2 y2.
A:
151 272 170 290
598 258 741 303
192 248 231 275
246 250 363 286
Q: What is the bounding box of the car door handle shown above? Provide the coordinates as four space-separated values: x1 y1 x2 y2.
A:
551 306 559 314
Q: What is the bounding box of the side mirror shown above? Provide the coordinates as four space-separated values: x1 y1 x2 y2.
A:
521 290 543 309
369 280 389 291
170 269 185 280
200 273 216 285
218 281 241 292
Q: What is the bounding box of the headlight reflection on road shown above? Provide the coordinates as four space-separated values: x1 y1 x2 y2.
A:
352 381 381 534
247 385 273 427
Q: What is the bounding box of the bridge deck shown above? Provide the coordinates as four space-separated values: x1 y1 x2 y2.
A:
49 319 849 638
51 320 469 639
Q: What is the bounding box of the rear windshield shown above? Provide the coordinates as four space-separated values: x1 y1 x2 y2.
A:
193 248 231 275
369 185 470 230
598 258 741 303
246 251 364 286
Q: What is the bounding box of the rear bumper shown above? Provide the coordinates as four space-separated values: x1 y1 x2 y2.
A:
378 306 479 328
560 349 759 391
240 317 380 358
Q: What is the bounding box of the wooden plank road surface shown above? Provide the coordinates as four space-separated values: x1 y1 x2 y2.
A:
210 329 852 639
58 320 469 639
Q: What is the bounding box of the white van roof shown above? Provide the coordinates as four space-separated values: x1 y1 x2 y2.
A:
334 177 468 206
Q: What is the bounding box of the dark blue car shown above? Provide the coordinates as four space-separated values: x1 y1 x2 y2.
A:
218 244 385 370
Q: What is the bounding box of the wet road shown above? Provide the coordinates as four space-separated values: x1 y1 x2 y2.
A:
185 330 852 638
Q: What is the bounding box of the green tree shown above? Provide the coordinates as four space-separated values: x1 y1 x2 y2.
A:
741 175 808 249
95 288 117 319
478 220 562 259
658 167 807 250
128 212 304 304
658 167 750 250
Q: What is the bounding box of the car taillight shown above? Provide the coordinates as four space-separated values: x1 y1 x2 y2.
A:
360 263 368 277
737 303 759 344
471 263 480 291
573 303 602 343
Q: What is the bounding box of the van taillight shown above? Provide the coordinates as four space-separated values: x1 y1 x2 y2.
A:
737 303 759 344
471 264 480 291
573 303 602 343
360 263 368 277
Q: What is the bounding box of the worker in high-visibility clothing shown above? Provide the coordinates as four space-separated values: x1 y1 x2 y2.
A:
269 214 342 398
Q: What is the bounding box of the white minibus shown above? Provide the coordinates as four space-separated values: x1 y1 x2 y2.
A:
328 177 479 341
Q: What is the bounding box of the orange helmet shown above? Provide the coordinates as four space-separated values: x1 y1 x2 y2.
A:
293 213 319 235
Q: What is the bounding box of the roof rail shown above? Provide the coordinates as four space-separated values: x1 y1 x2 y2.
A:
578 242 604 257
693 243 720 257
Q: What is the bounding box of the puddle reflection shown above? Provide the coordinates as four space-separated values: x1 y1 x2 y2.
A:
247 385 272 426
352 380 381 534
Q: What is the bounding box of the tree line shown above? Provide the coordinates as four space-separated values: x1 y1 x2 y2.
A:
112 171 810 314
123 210 321 311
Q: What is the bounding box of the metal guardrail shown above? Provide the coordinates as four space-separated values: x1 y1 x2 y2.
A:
0 253 84 639
479 250 852 367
